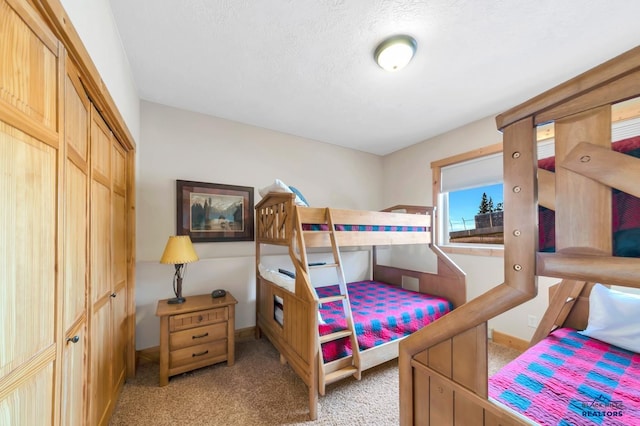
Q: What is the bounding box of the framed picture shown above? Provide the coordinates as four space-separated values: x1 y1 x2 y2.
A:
176 180 254 242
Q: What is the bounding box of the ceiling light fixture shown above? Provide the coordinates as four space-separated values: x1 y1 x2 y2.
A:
374 35 417 72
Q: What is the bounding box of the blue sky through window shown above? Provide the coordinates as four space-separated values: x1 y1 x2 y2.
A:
448 183 503 232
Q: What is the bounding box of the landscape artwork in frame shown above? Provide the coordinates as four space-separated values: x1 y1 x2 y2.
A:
176 180 254 242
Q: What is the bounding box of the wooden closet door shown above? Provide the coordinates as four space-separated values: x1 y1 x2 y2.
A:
60 63 90 426
112 142 128 391
0 0 60 423
90 106 113 426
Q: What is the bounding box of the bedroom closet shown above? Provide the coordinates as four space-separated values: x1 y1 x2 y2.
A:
0 1 136 425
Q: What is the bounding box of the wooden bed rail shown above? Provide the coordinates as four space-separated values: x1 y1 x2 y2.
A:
537 252 640 288
255 192 296 245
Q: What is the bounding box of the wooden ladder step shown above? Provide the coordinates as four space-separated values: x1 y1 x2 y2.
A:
309 263 339 269
320 330 352 344
319 295 346 304
324 366 358 385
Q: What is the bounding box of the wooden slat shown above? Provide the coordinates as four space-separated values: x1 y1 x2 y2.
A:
427 339 451 378
298 207 431 227
318 295 345 304
537 168 556 210
320 330 353 343
562 141 640 198
555 106 612 253
537 252 640 288
452 323 487 397
529 280 586 347
535 68 640 125
496 45 640 130
430 375 453 425
323 366 357 384
412 367 430 425
454 392 485 426
304 231 430 247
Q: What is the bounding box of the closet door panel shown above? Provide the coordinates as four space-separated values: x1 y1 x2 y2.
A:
0 121 56 378
64 156 88 328
90 299 112 426
112 285 127 390
61 324 87 426
0 0 58 135
0 361 54 424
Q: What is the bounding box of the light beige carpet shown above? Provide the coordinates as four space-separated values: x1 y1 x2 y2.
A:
109 338 521 425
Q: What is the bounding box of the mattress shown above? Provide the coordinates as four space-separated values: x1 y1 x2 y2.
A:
489 328 640 425
316 280 453 363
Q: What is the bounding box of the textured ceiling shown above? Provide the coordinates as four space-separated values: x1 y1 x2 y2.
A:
109 0 640 155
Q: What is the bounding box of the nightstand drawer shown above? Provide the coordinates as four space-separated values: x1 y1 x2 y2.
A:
169 307 228 332
170 322 227 351
170 340 227 369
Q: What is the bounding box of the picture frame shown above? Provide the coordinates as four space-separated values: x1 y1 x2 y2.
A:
176 180 254 242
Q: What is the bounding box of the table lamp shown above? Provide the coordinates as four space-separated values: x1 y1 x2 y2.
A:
160 235 199 304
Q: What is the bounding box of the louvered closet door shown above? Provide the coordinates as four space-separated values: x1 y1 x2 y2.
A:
0 0 60 423
60 62 90 426
90 106 114 426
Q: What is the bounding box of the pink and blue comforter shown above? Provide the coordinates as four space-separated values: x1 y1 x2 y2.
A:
315 280 452 363
489 328 640 425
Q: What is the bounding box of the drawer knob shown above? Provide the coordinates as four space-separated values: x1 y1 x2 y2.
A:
192 350 209 358
197 315 203 322
192 332 209 339
110 292 117 298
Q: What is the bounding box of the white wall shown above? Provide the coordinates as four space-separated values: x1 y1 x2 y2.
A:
381 116 558 341
60 0 140 144
136 101 383 349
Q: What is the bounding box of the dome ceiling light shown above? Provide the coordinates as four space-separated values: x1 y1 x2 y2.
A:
374 35 417 72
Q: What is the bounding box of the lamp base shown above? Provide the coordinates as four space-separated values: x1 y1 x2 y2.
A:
167 296 186 304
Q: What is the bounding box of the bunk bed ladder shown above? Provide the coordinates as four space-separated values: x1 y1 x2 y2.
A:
311 208 362 395
529 279 587 347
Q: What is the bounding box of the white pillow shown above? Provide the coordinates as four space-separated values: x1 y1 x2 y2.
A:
258 179 307 206
579 283 640 353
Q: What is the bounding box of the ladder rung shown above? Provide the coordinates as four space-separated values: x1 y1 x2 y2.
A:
309 263 339 269
324 366 358 384
303 230 331 234
320 330 352 344
319 295 346 304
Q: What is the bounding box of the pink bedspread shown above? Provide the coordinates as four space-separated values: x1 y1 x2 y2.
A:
489 328 640 425
315 280 453 363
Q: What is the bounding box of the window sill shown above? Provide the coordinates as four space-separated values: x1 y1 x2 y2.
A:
439 244 504 257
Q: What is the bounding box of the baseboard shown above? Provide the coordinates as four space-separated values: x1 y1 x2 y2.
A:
491 330 529 352
235 326 256 342
136 326 256 365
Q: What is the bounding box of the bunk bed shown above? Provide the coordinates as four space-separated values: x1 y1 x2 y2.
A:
254 194 467 420
399 45 640 425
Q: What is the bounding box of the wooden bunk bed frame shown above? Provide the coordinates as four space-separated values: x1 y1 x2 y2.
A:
254 193 467 420
399 45 640 425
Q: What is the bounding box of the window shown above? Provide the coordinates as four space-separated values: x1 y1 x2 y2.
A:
434 146 504 248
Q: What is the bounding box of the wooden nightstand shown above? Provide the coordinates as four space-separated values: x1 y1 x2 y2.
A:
156 292 238 386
